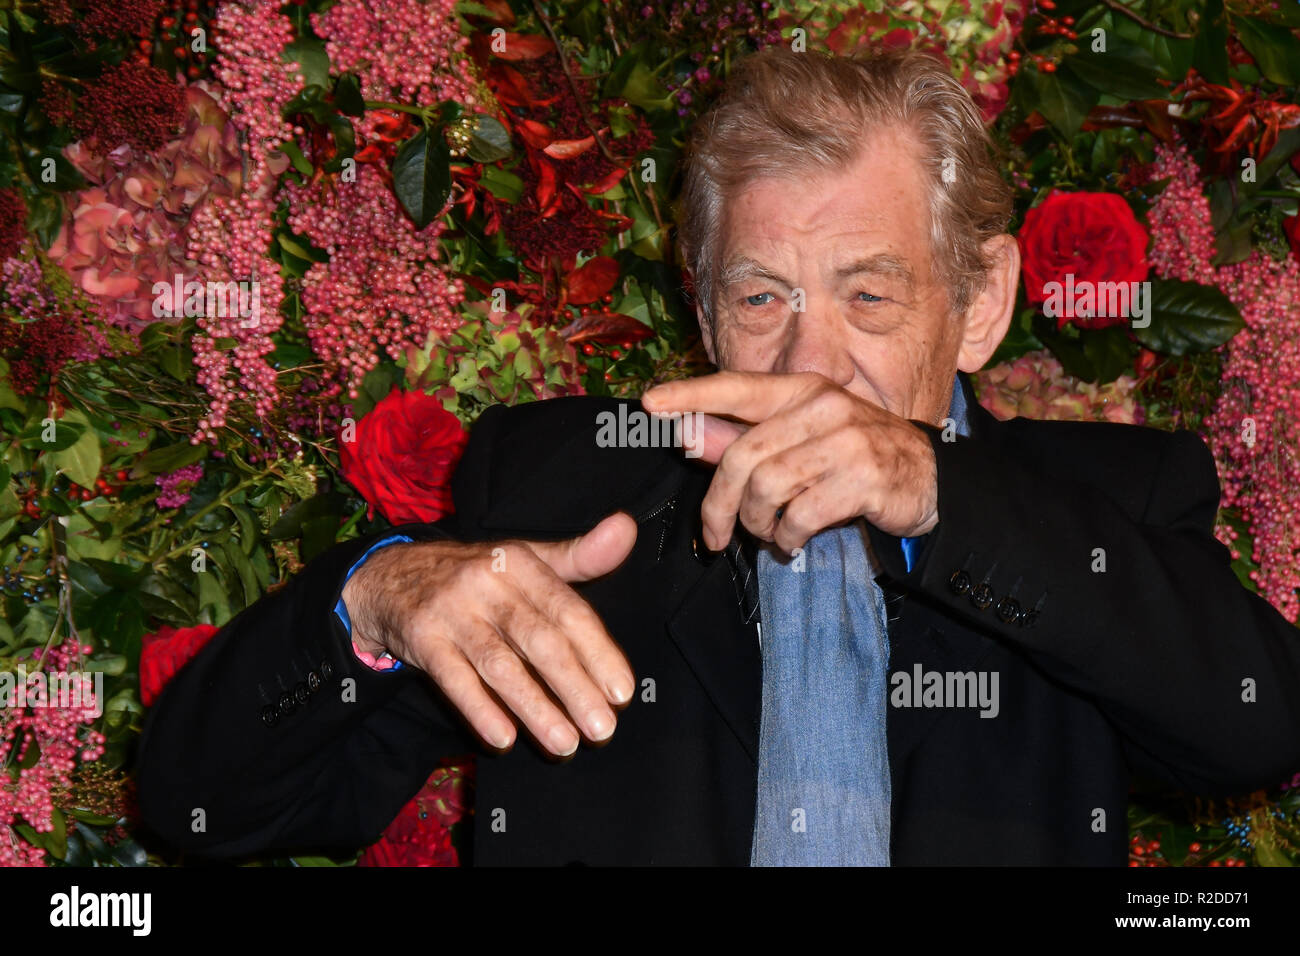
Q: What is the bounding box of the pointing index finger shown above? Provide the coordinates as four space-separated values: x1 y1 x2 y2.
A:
641 370 810 422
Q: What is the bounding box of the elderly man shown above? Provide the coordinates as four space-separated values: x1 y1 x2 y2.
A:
137 47 1300 866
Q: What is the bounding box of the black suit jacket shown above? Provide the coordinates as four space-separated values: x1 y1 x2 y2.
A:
135 373 1300 865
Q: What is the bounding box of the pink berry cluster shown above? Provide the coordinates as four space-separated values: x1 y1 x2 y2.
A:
154 463 204 508
1144 138 1300 622
279 0 476 399
0 639 107 867
312 0 477 105
185 1 299 441
284 155 467 398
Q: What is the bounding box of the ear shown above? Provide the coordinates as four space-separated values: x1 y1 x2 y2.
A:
955 233 1020 373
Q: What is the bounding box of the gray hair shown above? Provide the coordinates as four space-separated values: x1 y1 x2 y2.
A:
675 45 1014 338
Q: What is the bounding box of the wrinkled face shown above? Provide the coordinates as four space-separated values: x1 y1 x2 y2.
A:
706 126 965 425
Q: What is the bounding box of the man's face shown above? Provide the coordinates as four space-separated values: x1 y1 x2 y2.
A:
706 126 965 426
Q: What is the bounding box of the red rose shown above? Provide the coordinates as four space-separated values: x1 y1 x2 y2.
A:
357 800 460 867
358 760 473 867
1018 190 1150 330
338 386 469 525
139 624 220 707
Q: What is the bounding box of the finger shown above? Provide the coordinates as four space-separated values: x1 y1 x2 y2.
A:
508 588 619 743
533 572 635 706
736 437 835 542
528 511 637 583
642 370 821 422
772 472 862 554
698 406 827 550
463 613 582 757
419 637 518 751
671 411 748 465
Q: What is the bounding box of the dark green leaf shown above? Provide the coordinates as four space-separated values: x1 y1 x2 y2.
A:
333 72 365 117
1192 0 1230 85
1020 65 1098 139
268 491 345 540
1232 15 1300 85
392 128 451 229
1133 278 1245 354
130 441 208 479
1062 37 1168 100
283 38 331 89
466 114 512 163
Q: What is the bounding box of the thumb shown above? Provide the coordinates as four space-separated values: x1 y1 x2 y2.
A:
529 511 639 582
681 412 748 465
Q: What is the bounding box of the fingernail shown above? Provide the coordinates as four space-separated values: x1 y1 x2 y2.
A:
550 725 579 755
607 678 633 704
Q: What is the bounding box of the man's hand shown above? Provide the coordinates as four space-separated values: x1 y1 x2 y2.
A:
341 513 638 757
643 371 939 553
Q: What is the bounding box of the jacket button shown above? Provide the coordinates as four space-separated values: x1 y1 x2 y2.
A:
307 670 322 692
970 582 995 610
294 681 310 704
948 570 972 596
278 692 296 715
1019 608 1040 628
260 705 279 728
320 660 335 681
996 597 1020 624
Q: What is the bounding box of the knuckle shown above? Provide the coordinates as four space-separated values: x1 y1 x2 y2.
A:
477 643 520 685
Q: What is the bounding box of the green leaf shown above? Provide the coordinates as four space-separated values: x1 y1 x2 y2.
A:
48 410 101 489
1020 65 1097 139
392 128 452 229
1232 15 1300 85
19 418 85 451
333 72 365 117
268 491 345 540
466 114 512 163
1192 0 1230 85
479 164 523 202
276 139 315 177
130 441 208 479
1133 278 1245 354
27 191 63 249
1062 37 1168 100
283 38 331 90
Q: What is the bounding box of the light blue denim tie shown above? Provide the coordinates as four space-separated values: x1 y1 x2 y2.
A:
750 375 969 866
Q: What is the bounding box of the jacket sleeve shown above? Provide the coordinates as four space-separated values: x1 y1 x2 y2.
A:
134 515 479 860
866 422 1300 798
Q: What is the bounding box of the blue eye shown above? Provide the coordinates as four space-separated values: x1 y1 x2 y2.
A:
745 292 774 306
858 292 883 303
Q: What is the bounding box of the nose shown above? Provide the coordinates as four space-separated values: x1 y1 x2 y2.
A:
776 303 855 387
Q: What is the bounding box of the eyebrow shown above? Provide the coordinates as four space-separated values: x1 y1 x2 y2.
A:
718 253 915 291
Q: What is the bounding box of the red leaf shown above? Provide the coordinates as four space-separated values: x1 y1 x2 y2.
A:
535 158 558 213
559 312 652 344
487 64 534 108
566 256 620 304
516 119 554 150
582 166 627 195
493 34 555 61
543 136 595 159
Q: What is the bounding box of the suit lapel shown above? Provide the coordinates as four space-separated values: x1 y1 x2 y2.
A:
886 370 1001 767
665 473 762 764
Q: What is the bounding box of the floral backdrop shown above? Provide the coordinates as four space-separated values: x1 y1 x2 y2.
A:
2 0 1299 867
